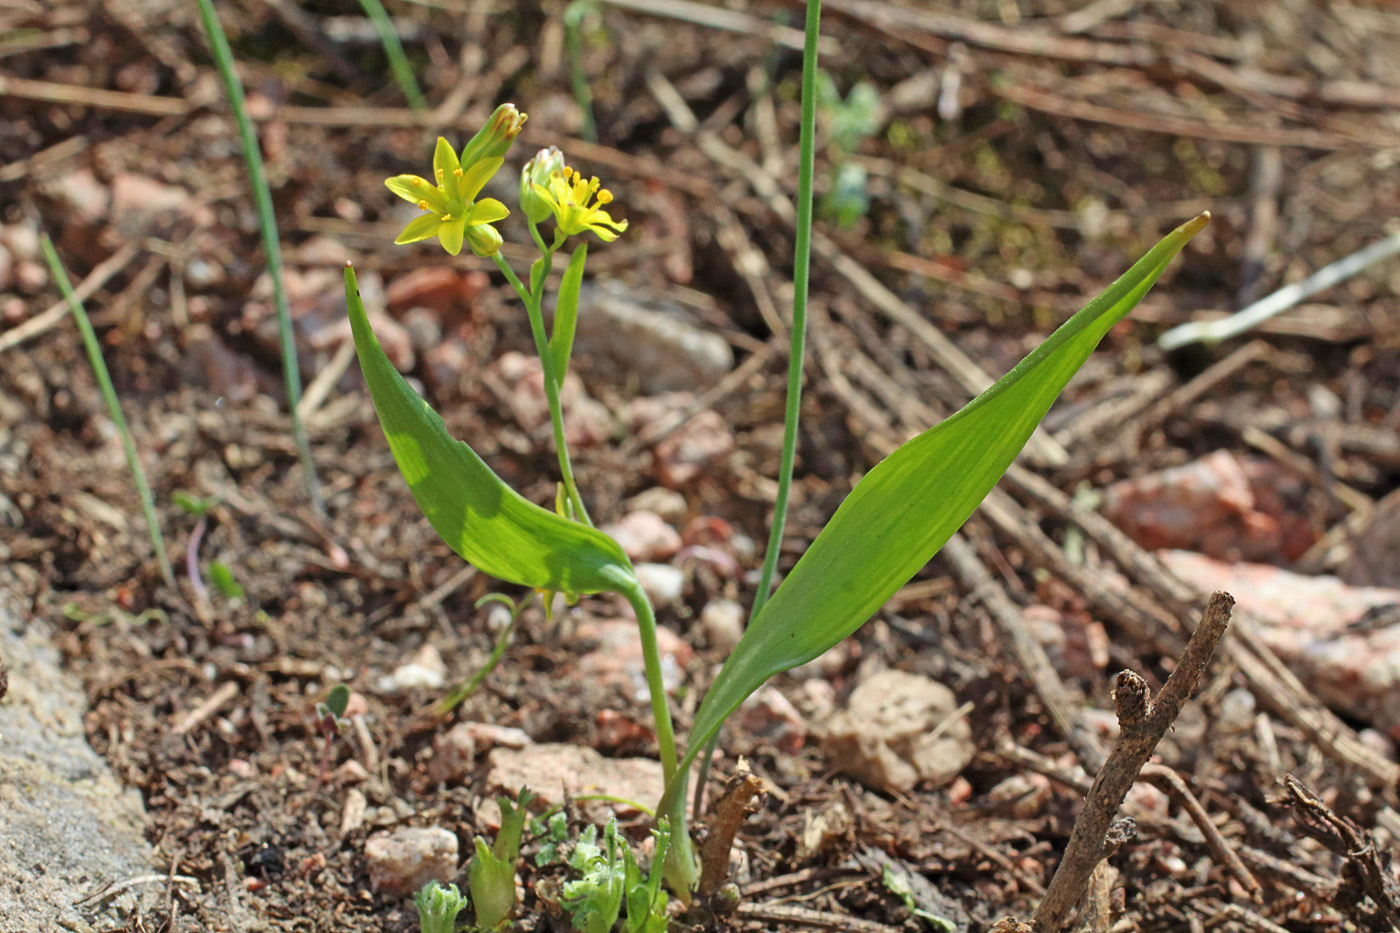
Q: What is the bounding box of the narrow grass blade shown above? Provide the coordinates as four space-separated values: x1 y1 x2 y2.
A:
195 0 323 516
664 213 1210 808
344 264 635 597
355 0 428 111
40 234 175 588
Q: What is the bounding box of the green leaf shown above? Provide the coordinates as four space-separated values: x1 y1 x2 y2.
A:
172 490 211 518
209 561 243 599
323 683 351 719
550 243 587 381
666 214 1209 801
344 264 635 599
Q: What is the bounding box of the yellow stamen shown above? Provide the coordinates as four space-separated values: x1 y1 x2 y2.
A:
410 178 423 186
597 190 613 204
453 168 463 177
417 199 430 210
442 213 453 220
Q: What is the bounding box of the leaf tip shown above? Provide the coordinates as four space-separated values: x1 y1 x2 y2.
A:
1181 211 1211 237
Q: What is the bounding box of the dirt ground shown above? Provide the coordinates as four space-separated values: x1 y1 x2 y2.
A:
3 0 1400 930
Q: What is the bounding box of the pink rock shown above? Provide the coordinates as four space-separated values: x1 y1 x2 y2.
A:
364 827 458 897
737 686 807 754
653 410 734 487
110 172 213 234
987 773 1052 819
385 267 486 315
430 722 533 785
1158 550 1400 730
573 619 691 699
485 744 663 816
486 351 613 448
422 340 471 397
1102 451 1316 564
602 511 682 563
1023 604 1108 679
821 670 974 792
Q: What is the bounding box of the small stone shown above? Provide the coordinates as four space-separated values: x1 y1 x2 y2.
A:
653 410 734 487
364 827 458 897
401 307 443 353
574 280 734 394
14 260 46 294
821 669 974 792
375 644 446 695
385 267 485 314
485 744 663 817
429 722 533 785
986 773 1051 819
737 686 806 753
110 172 212 234
422 339 471 396
574 618 690 699
487 351 613 447
335 760 370 784
700 599 744 652
603 511 682 563
341 789 367 836
634 563 685 609
626 487 688 523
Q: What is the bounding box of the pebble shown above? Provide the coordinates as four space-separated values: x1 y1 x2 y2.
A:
364 827 459 897
737 686 807 753
574 280 734 394
374 644 446 695
485 744 664 818
626 487 688 523
574 618 691 699
1158 550 1400 732
653 410 735 487
700 599 745 652
429 722 533 786
602 511 682 563
633 562 685 609
821 669 974 792
986 773 1052 819
487 351 613 447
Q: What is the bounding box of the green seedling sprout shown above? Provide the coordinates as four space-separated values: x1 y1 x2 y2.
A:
814 70 881 228
346 0 1206 901
467 788 535 929
882 864 955 932
416 880 469 933
356 0 428 111
40 234 174 589
311 684 352 795
563 1 601 143
560 818 626 933
436 593 528 716
195 0 322 516
209 561 244 600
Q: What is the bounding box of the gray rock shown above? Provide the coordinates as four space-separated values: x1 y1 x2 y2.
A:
0 571 159 932
572 281 734 394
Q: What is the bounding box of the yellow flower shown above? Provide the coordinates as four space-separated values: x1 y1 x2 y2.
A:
531 166 628 242
385 137 509 256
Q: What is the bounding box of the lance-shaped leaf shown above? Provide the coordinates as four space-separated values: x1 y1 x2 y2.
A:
664 214 1209 804
550 242 587 381
344 264 634 598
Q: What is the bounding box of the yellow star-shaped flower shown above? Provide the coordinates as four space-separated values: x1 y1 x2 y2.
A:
531 166 628 242
385 137 509 256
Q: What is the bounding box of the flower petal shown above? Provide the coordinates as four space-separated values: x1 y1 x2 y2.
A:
385 175 447 213
437 215 466 255
433 137 462 202
465 198 509 225
588 208 627 232
459 156 505 202
394 212 443 245
464 223 504 257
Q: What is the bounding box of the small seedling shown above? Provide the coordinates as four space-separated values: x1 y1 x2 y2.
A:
814 71 881 228
556 817 671 933
882 864 955 932
173 490 241 604
467 788 535 929
416 880 469 933
311 684 352 794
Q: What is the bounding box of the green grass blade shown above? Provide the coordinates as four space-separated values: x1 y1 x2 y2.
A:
40 234 175 588
355 0 428 111
550 242 586 381
195 0 323 516
344 264 634 597
662 213 1210 808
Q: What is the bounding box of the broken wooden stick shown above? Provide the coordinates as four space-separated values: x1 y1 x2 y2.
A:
1031 591 1235 932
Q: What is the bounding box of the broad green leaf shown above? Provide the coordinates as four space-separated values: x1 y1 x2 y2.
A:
666 214 1209 799
344 264 635 598
551 242 587 381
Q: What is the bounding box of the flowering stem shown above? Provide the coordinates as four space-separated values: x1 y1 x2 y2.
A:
691 0 822 823
491 253 592 526
619 581 679 785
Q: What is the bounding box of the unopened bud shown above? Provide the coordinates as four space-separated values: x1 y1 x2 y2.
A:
519 146 564 224
458 103 528 168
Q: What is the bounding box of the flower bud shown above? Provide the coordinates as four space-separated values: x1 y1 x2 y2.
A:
458 103 528 168
519 146 565 224
464 222 504 258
